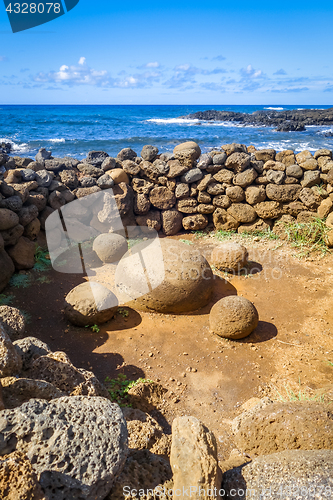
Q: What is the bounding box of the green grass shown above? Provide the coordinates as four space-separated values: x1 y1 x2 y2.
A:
274 380 330 404
179 239 193 245
36 276 52 284
9 274 31 288
238 229 280 241
20 310 32 324
0 293 15 306
282 218 331 256
192 230 209 239
34 246 52 272
328 361 333 367
85 324 100 333
104 374 153 406
118 308 129 318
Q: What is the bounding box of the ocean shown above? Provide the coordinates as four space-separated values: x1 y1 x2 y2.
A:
1 104 333 160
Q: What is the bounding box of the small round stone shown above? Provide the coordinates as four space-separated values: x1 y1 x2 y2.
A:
93 233 128 263
64 282 118 326
210 242 248 272
209 295 259 339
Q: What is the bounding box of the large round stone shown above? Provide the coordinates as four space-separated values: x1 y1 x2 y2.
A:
93 233 128 263
64 282 118 326
115 238 213 313
210 242 248 272
209 296 259 339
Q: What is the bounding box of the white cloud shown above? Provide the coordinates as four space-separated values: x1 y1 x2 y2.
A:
34 61 109 86
33 59 162 89
240 65 263 79
137 62 160 69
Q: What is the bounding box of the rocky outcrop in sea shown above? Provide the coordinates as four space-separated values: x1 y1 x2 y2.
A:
180 108 333 131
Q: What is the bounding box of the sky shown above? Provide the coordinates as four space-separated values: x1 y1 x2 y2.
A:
0 0 333 104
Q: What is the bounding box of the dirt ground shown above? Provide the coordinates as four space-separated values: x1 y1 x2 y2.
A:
4 231 333 463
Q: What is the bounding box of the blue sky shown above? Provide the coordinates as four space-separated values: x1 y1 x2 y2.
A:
0 0 333 104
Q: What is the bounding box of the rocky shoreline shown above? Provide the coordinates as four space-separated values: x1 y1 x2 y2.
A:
2 140 333 291
180 108 333 132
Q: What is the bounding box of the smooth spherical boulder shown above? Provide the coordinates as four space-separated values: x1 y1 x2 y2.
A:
115 238 213 313
93 233 128 263
210 242 248 272
64 282 118 326
209 296 259 340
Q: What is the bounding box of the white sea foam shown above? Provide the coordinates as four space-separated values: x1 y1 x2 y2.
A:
147 118 201 124
48 138 65 143
250 139 318 153
0 138 31 154
146 118 260 129
264 107 284 110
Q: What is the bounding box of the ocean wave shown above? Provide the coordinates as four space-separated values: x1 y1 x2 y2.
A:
0 138 31 154
146 118 263 129
264 107 284 110
47 138 66 143
146 118 201 124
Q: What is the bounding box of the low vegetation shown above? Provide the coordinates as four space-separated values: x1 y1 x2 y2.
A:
104 374 153 406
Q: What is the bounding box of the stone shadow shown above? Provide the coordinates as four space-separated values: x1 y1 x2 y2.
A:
238 321 278 344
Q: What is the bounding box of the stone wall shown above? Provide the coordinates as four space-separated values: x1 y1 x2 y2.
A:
1 141 333 291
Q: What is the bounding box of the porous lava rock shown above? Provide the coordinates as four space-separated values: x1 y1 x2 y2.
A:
222 450 333 500
0 306 26 341
0 396 128 500
0 451 47 500
170 416 222 500
233 401 333 456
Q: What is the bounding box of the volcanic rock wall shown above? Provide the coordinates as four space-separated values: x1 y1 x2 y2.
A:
1 141 333 291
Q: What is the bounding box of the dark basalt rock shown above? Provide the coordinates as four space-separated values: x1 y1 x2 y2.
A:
180 108 333 132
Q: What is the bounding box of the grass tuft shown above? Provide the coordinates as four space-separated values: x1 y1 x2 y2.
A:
179 239 193 245
9 274 31 288
85 324 100 333
34 246 52 272
274 379 331 404
282 218 331 256
118 308 129 318
104 374 153 406
0 293 15 306
20 310 32 324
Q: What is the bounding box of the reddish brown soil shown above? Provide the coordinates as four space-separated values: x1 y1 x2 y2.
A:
4 232 333 463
